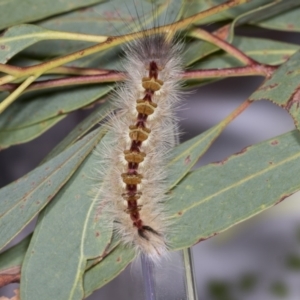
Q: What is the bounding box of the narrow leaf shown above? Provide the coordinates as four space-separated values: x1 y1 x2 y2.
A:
0 116 64 150
168 130 300 249
0 25 73 64
191 36 299 70
43 101 112 162
0 0 106 30
183 0 297 25
0 128 102 251
231 0 300 25
249 49 300 130
0 235 31 288
257 6 300 32
168 124 225 189
0 85 112 130
21 132 111 300
84 244 135 297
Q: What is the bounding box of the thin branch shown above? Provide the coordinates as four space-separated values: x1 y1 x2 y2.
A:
0 267 21 288
222 99 253 127
1 29 107 44
0 64 111 77
0 0 249 81
0 74 40 113
189 27 256 66
0 72 124 92
0 64 22 76
0 65 278 94
45 66 111 76
0 74 16 86
183 65 277 80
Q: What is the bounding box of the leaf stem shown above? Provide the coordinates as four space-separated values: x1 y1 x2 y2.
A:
0 72 124 93
1 30 107 44
0 267 20 288
0 64 22 76
222 99 253 127
0 65 277 93
0 74 40 113
0 63 112 77
0 74 16 85
189 27 255 65
183 65 277 80
45 66 111 76
0 0 248 82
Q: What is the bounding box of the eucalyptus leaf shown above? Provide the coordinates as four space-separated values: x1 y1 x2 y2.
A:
257 5 300 32
0 115 65 150
0 128 103 251
0 234 31 273
84 243 135 297
85 233 120 270
21 131 110 300
249 49 300 130
168 130 300 249
183 0 298 25
22 0 182 63
184 0 300 79
0 0 106 31
0 25 79 64
0 85 112 130
191 36 299 71
229 0 300 25
43 101 112 162
182 0 270 23
168 124 226 189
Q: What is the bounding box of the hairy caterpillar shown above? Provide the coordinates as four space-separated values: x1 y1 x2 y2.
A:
98 4 183 263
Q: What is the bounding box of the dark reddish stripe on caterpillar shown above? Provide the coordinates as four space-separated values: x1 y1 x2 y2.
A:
121 61 162 238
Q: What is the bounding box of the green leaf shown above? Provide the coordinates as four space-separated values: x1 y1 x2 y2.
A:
0 235 31 273
0 25 68 64
0 0 106 31
167 130 300 249
22 0 181 63
191 36 299 70
168 124 226 189
184 0 299 67
182 0 268 23
37 0 182 33
43 101 112 162
0 115 65 150
84 243 135 297
183 0 298 24
257 6 300 32
230 0 300 25
249 49 300 130
85 232 120 270
21 130 110 300
184 26 231 67
0 85 112 130
0 128 102 251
